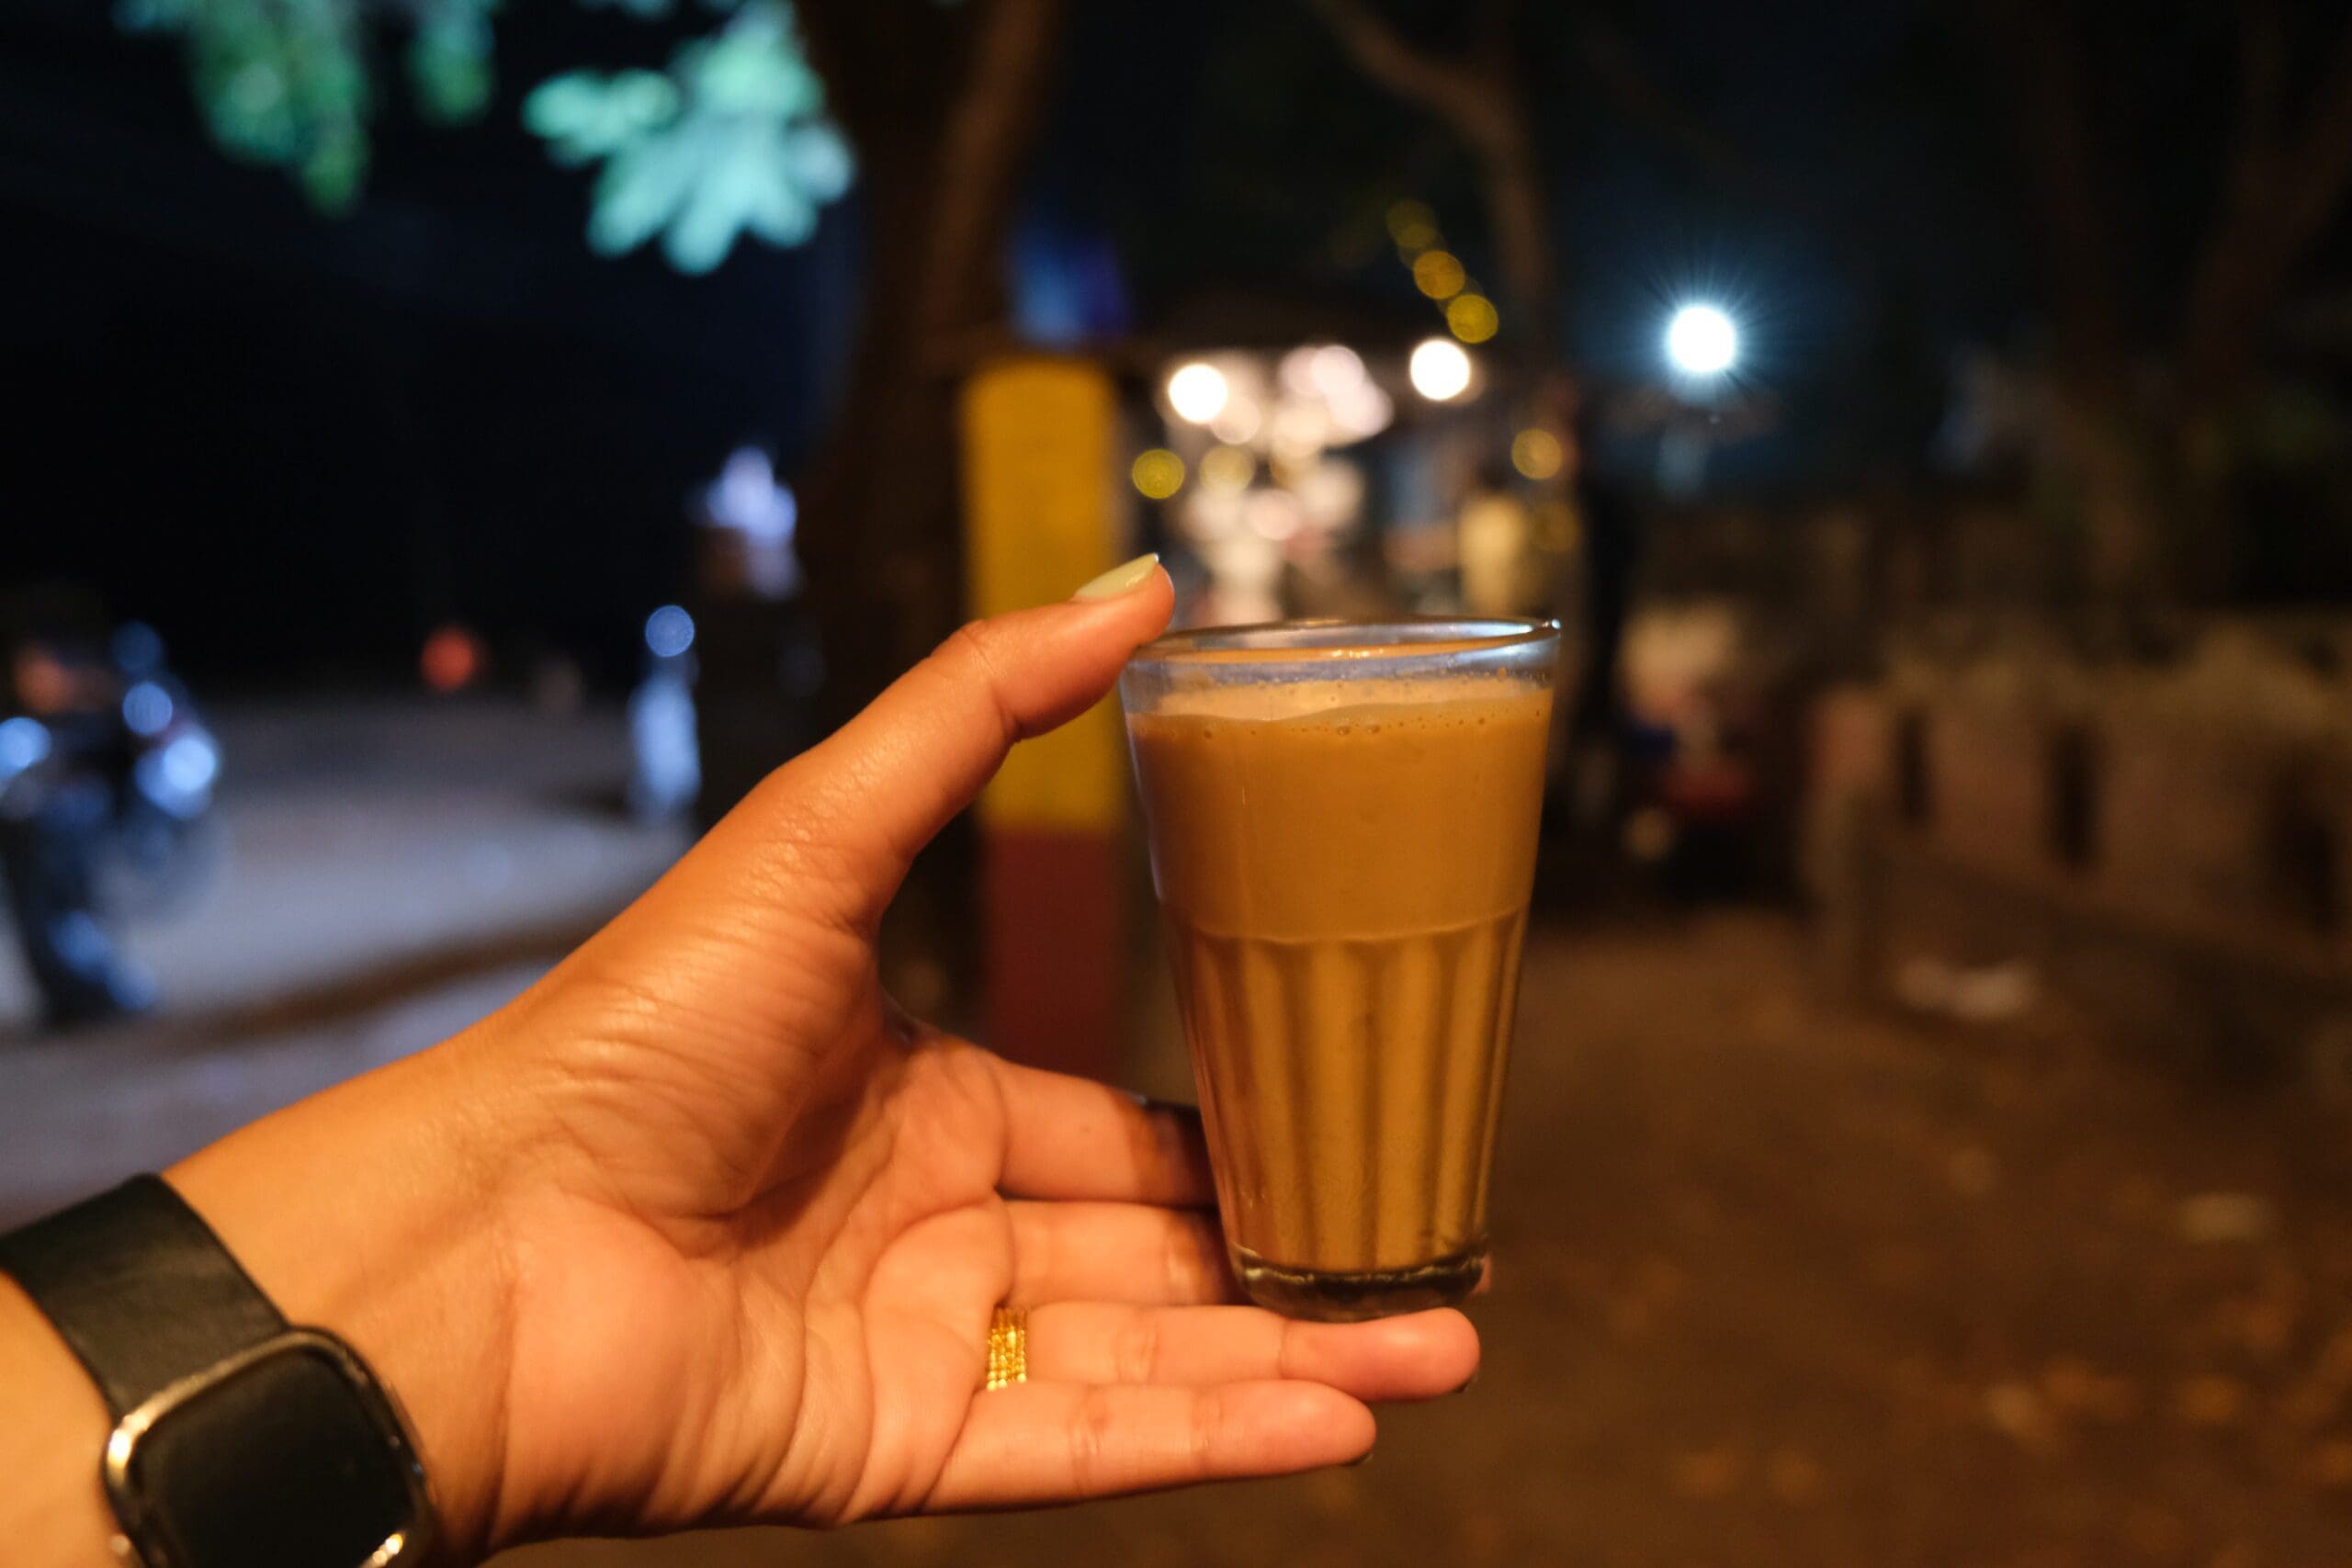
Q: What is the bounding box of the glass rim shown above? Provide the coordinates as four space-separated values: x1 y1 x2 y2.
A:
1131 615 1561 666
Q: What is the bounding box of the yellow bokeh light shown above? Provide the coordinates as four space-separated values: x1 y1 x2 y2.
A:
1200 445 1255 494
1447 293 1498 343
1534 499 1581 554
1511 428 1564 480
1130 448 1185 500
1412 251 1465 299
1385 199 1438 252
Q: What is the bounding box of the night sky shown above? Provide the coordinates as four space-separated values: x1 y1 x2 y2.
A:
5 0 2341 684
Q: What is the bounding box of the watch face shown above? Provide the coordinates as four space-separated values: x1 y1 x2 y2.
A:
110 1334 427 1568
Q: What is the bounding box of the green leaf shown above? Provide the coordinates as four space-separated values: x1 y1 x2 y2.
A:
126 0 498 209
130 0 846 259
588 125 702 255
300 125 367 210
526 69 682 164
781 121 851 201
528 0 854 274
115 0 198 34
409 3 496 124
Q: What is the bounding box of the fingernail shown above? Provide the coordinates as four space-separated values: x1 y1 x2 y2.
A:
1349 1445 1374 1467
1456 1370 1479 1393
1072 553 1160 601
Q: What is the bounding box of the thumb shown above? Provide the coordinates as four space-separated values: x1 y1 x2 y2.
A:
749 555 1172 917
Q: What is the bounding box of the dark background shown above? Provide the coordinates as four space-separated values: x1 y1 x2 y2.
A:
12 0 2275 685
8 6 2352 1565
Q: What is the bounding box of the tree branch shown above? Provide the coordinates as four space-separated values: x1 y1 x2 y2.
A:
916 0 1069 348
1303 0 1515 154
2272 10 2352 268
1973 0 2132 392
2182 4 2352 401
797 0 965 155
1304 0 1558 355
1471 0 1521 67
2237 0 2288 175
1568 11 1761 196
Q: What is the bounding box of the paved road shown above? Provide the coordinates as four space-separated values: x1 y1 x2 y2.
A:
498 914 2352 1568
0 697 687 1032
0 697 685 1223
6 701 2348 1563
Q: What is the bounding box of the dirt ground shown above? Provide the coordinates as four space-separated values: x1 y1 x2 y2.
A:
500 912 2352 1568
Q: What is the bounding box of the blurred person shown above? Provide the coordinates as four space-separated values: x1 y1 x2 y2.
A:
1560 392 1640 830
692 448 825 824
0 558 1477 1566
100 624 222 921
1457 459 1536 616
1381 518 1459 614
628 604 702 822
1630 672 1763 901
0 599 215 1028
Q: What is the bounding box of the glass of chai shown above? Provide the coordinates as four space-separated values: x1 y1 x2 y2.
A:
1120 618 1558 1321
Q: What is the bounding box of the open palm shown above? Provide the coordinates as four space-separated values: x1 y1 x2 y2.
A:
459 568 1479 1543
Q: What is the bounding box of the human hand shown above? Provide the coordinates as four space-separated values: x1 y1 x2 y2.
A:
162 558 1478 1558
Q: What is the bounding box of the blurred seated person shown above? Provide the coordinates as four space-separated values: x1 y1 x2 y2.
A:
0 594 214 1029
0 591 157 1028
1457 460 1538 618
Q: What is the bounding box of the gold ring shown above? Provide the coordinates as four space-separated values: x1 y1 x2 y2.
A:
984 1305 1028 1391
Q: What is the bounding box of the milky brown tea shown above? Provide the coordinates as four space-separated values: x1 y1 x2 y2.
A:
1120 622 1555 1320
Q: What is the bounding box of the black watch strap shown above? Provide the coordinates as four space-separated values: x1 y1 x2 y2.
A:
0 1175 436 1568
0 1175 288 1416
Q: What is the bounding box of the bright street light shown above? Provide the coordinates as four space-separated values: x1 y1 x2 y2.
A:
1665 303 1738 378
1166 362 1229 424
1408 337 1473 401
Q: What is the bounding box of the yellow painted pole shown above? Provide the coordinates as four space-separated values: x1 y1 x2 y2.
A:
959 355 1129 1073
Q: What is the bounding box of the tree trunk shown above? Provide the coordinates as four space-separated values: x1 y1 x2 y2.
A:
687 0 1063 1016
789 164 966 736
1973 0 2187 624
1974 0 2352 615
791 0 1069 731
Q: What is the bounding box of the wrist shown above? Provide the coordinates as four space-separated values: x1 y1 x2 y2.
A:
0 1273 119 1565
165 1029 526 1560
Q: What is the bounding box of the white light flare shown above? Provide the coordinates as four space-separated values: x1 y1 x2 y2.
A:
1166 362 1230 424
1408 338 1473 401
1665 303 1739 378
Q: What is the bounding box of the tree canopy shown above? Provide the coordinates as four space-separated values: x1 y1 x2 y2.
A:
120 0 855 273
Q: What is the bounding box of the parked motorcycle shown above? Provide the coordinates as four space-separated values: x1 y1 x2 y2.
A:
2 600 220 1028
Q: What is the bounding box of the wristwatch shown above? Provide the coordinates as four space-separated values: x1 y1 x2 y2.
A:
0 1175 439 1568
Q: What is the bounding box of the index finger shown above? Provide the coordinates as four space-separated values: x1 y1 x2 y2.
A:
790 564 1173 919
